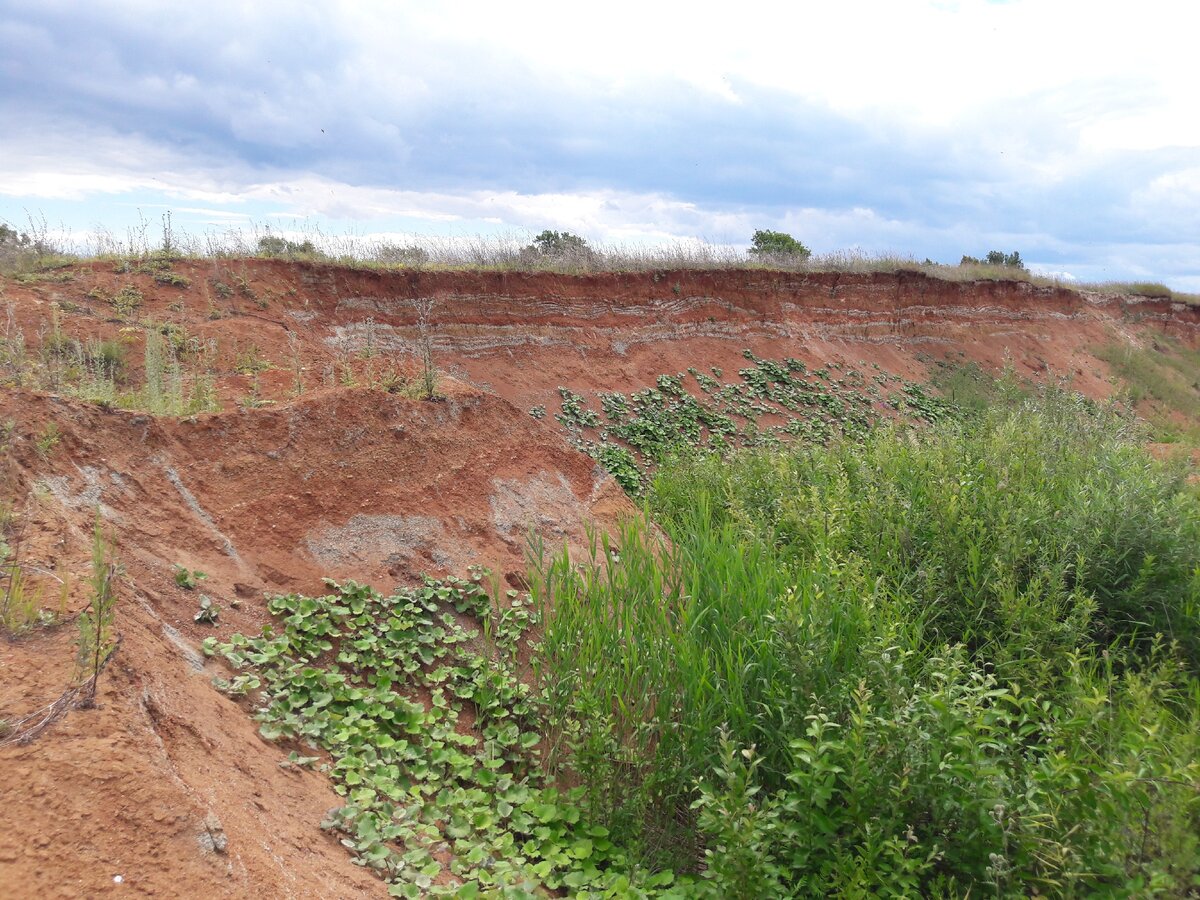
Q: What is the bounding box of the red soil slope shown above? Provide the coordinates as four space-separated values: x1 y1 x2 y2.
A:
1 261 1196 898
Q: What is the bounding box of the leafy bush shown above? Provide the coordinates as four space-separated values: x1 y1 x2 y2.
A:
525 230 592 258
748 229 811 261
112 285 143 318
659 389 1200 674
256 234 318 258
533 394 1200 892
153 270 191 288
193 594 219 624
173 565 207 590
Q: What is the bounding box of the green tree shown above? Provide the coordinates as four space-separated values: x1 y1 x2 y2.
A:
748 230 811 261
963 250 1027 271
0 224 30 247
256 234 318 257
0 223 34 269
526 230 592 257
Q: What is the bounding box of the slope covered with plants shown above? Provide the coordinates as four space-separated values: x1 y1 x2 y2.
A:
208 387 1200 897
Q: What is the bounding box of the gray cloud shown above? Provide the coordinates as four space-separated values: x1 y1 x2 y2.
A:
1 1 1197 288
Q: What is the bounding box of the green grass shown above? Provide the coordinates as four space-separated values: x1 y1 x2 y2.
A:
1094 338 1200 442
4 217 1196 301
928 359 1031 415
1 512 68 636
533 391 1200 895
0 319 220 416
1090 282 1200 305
1 556 43 634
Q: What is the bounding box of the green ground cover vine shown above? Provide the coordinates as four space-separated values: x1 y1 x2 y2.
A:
544 351 955 494
204 573 685 897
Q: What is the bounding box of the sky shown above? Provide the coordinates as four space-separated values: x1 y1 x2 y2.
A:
1 0 1198 288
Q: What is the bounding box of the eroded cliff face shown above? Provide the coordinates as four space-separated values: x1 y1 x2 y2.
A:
5 260 1197 413
1 260 1196 898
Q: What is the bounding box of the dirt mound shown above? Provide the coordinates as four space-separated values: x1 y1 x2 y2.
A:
1 260 1197 897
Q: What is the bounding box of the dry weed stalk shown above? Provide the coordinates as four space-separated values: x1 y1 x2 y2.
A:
410 297 438 400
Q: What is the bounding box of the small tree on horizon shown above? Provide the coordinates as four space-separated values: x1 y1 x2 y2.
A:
748 230 811 261
525 230 593 258
962 250 1027 271
257 234 318 258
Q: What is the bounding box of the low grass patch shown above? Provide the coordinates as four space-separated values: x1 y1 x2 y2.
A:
7 218 1200 311
927 359 1031 415
1090 282 1200 305
0 315 219 416
1 511 69 636
1094 337 1200 442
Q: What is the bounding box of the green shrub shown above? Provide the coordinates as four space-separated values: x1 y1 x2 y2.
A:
85 338 126 379
34 422 61 458
526 230 591 258
112 285 143 318
256 234 318 258
748 229 811 261
153 271 191 288
173 565 207 590
961 250 1026 271
208 278 234 299
533 394 1200 891
665 390 1200 674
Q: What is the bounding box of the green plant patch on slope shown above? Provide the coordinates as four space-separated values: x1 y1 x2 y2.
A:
203 381 1200 897
1094 338 1200 442
203 574 686 898
0 318 219 416
545 351 956 494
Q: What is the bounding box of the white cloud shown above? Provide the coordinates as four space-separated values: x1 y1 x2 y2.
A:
1 0 1197 287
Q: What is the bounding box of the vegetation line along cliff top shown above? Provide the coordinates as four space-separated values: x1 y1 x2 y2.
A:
3 219 1197 305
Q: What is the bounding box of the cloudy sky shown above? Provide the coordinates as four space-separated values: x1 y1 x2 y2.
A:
2 1 1198 287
